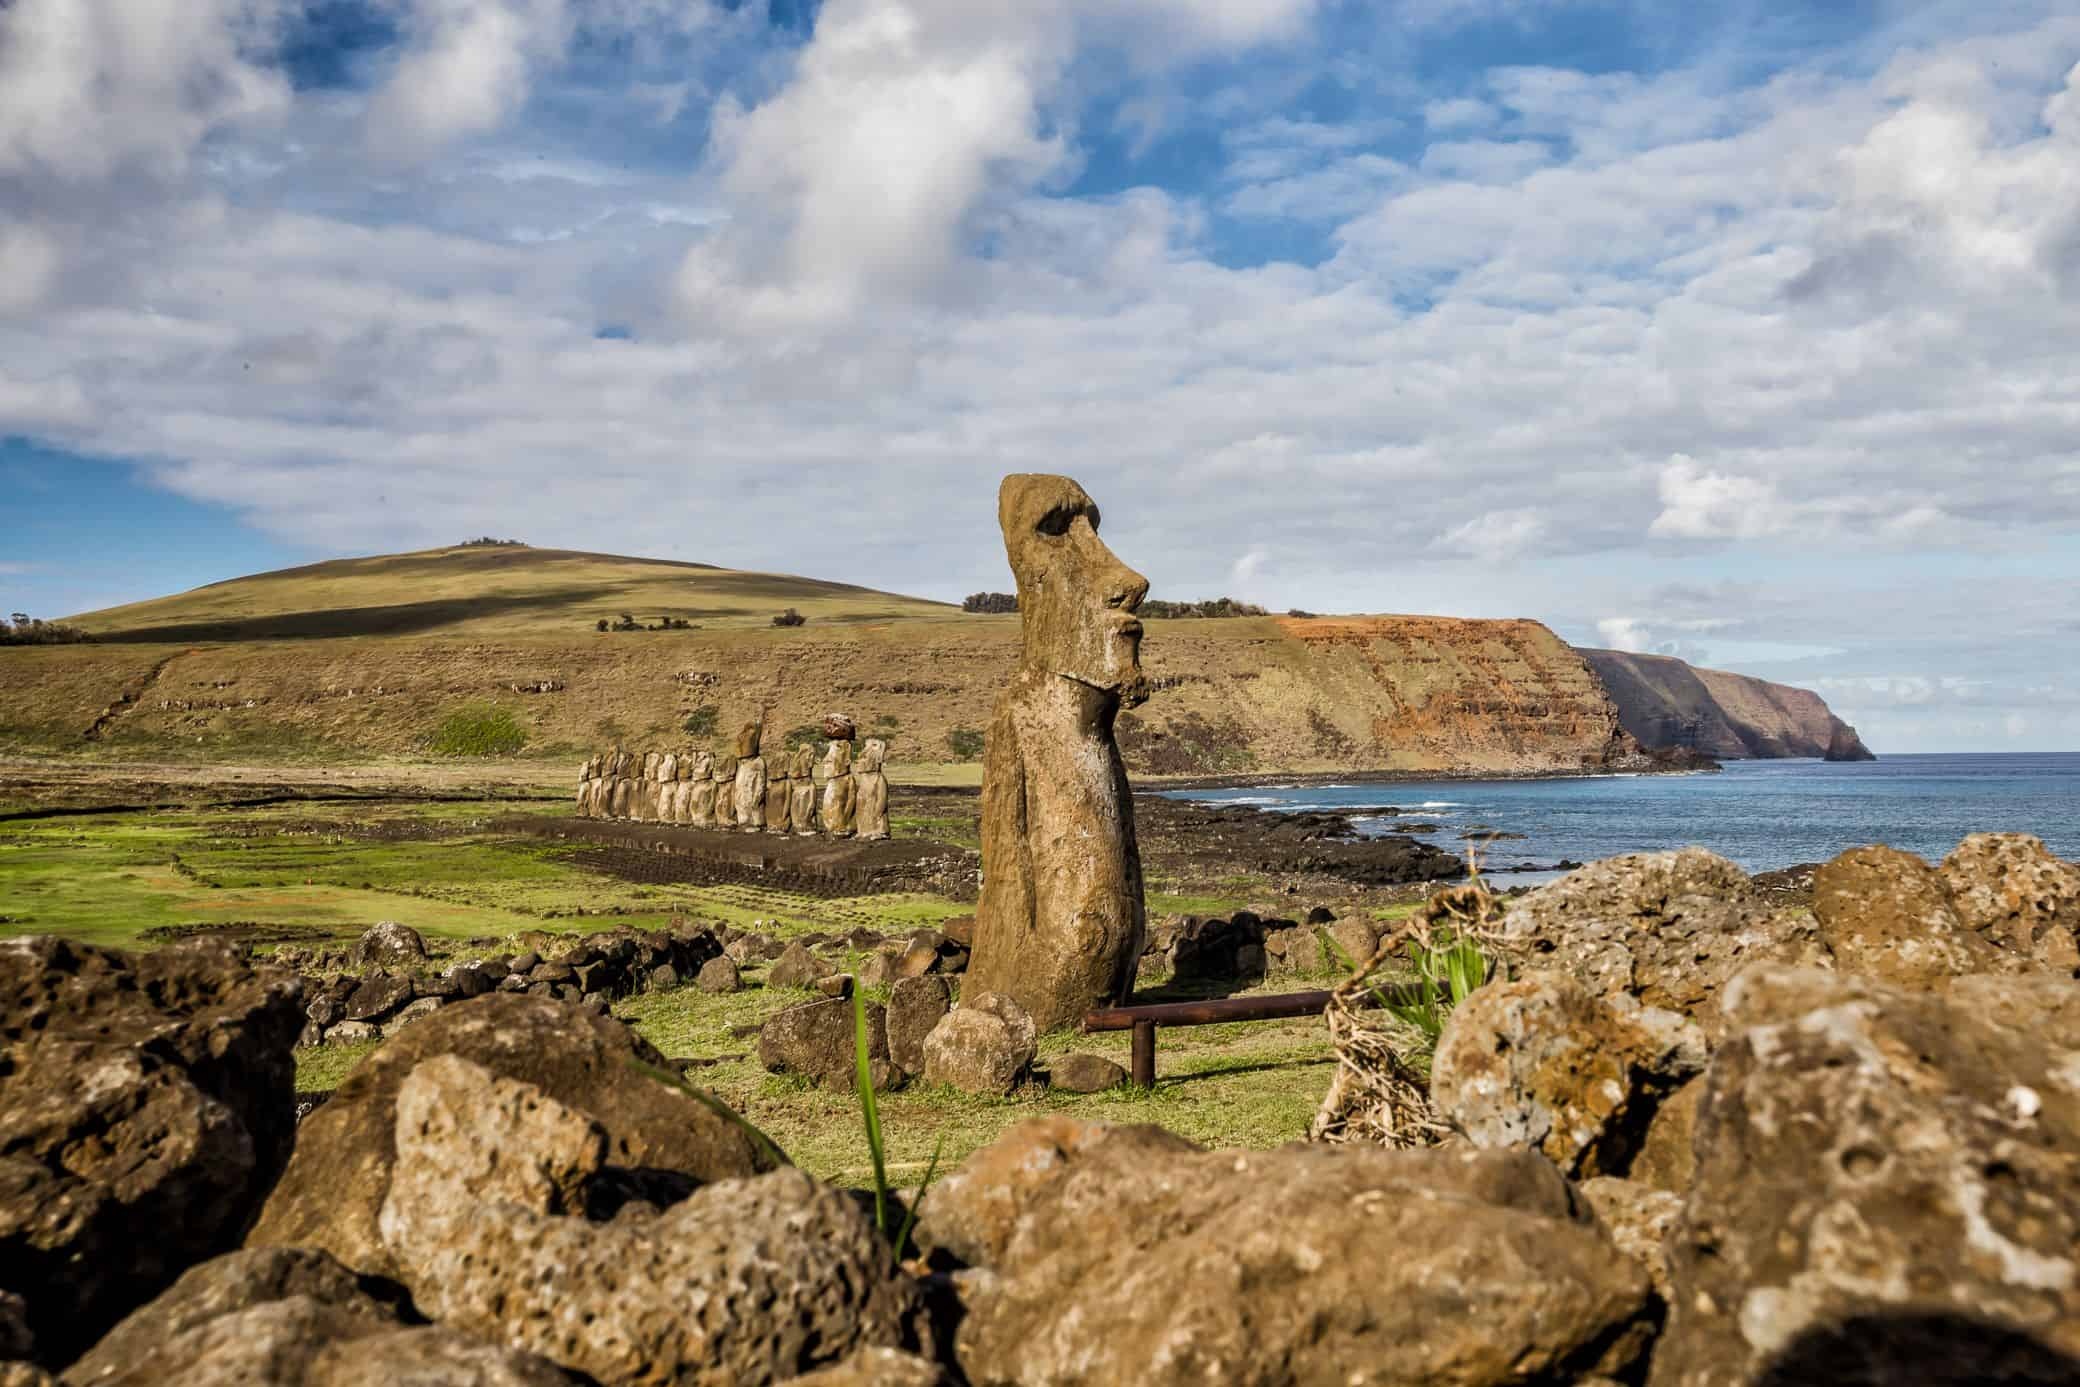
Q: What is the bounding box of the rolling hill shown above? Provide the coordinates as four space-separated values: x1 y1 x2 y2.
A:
0 545 1865 777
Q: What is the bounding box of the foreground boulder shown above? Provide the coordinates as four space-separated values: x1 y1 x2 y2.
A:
1653 966 2080 1386
247 993 774 1278
758 997 897 1090
60 1246 572 1385
1432 974 1707 1179
1940 832 2080 970
1810 845 2002 987
921 993 1036 1097
0 937 302 1367
928 1118 1654 1386
379 1056 921 1386
1496 849 1825 1039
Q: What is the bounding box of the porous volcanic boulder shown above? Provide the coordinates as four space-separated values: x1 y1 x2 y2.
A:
1496 848 1826 1039
379 1056 921 1386
1630 1074 1703 1194
1810 845 2000 987
937 1120 1654 1386
1168 916 1267 983
349 920 428 970
779 1348 950 1386
883 976 952 1077
1652 965 2080 1386
342 971 413 1022
768 941 834 990
920 993 1036 1097
1578 1176 1683 1302
758 997 896 1090
246 993 773 1279
0 937 302 1368
695 956 741 994
1432 974 1707 1179
1046 1052 1127 1093
1941 832 2080 970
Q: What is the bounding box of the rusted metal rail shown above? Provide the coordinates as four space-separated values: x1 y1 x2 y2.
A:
1083 983 1421 1089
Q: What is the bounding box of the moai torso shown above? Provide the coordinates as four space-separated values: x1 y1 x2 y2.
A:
712 754 739 828
964 474 1152 1033
819 739 857 837
732 723 766 832
855 738 890 841
764 753 793 833
789 746 819 834
688 751 717 826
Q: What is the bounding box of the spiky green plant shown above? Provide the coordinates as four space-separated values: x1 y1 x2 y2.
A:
851 986 948 1253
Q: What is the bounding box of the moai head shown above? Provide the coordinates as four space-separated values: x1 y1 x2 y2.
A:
713 752 738 780
689 750 715 780
820 739 852 778
791 745 817 779
734 721 762 758
998 474 1150 705
858 737 887 773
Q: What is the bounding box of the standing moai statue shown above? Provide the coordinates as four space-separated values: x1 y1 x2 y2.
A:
789 745 819 835
764 742 794 833
576 755 596 816
963 474 1152 1033
712 752 739 828
688 750 717 826
854 738 890 841
655 753 678 823
819 730 857 838
609 744 635 819
733 723 767 832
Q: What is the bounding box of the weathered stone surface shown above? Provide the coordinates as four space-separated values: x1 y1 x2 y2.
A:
248 993 772 1278
712 754 739 828
764 769 793 833
350 920 427 969
1432 974 1707 1179
0 1292 30 1361
1169 915 1267 982
768 940 834 990
324 1018 381 1045
1579 1176 1683 1302
0 1365 52 1387
823 713 858 741
858 950 899 988
1941 832 2080 970
379 1057 919 1387
1631 1073 1702 1194
884 976 952 1077
941 1121 1654 1387
689 751 718 827
1652 965 2080 1387
1047 1052 1127 1093
758 998 895 1090
0 937 302 1368
736 752 768 834
966 475 1152 1034
779 1348 950 1387
342 971 413 1021
920 993 1036 1097
695 955 741 994
820 741 857 837
1811 845 1999 987
381 995 443 1037
790 747 820 835
1496 848 1826 1039
855 739 890 841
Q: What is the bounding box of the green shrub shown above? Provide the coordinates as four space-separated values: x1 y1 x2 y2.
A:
783 723 825 750
947 727 985 760
427 703 528 757
683 706 720 737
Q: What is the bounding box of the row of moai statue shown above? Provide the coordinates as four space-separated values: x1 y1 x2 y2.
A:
574 714 890 840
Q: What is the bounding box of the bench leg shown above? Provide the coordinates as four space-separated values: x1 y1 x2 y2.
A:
1131 1018 1156 1089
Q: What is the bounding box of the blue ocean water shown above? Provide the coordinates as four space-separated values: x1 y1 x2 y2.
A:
1163 753 2080 878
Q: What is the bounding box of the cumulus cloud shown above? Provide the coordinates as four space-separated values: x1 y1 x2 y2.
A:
364 0 573 156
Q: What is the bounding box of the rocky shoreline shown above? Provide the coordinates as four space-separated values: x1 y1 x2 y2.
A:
4 830 2077 1384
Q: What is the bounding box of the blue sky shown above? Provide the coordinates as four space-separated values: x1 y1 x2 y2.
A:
1 0 2076 752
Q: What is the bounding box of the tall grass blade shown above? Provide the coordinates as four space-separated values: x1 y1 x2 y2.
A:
892 1132 947 1258
852 986 890 1238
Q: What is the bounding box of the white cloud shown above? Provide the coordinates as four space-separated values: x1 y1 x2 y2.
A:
364 0 573 156
1648 456 1785 541
1435 509 1547 561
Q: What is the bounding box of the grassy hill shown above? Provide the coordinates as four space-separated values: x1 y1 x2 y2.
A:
0 544 1648 779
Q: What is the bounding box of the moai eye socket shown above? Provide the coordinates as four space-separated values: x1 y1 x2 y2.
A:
1035 505 1076 538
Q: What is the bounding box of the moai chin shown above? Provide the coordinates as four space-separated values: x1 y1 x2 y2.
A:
733 723 767 832
789 745 819 835
855 738 890 841
962 474 1151 1033
819 737 856 837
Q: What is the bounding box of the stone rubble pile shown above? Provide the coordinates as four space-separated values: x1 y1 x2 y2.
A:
575 715 891 840
3 831 2077 1385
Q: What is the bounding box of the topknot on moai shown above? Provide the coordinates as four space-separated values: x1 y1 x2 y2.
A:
963 474 1152 1033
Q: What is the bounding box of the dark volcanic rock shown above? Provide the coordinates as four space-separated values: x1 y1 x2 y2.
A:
0 936 302 1368
759 998 896 1090
884 976 952 1078
348 920 428 970
246 993 773 1279
1047 1052 1127 1093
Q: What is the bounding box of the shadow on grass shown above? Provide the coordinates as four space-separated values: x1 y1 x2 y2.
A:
1155 1053 1334 1088
92 587 623 642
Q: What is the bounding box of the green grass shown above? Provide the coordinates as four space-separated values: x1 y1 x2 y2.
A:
427 703 529 757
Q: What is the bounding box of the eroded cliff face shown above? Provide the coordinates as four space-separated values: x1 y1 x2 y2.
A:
0 615 1651 778
1579 649 1874 762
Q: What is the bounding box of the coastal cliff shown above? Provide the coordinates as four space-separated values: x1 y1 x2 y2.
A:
1578 648 1875 762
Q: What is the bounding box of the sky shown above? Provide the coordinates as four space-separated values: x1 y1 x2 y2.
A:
1 0 2076 754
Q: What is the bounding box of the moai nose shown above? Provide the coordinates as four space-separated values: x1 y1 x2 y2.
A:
1104 562 1150 613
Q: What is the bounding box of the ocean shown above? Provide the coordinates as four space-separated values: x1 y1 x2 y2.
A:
1161 752 2080 881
